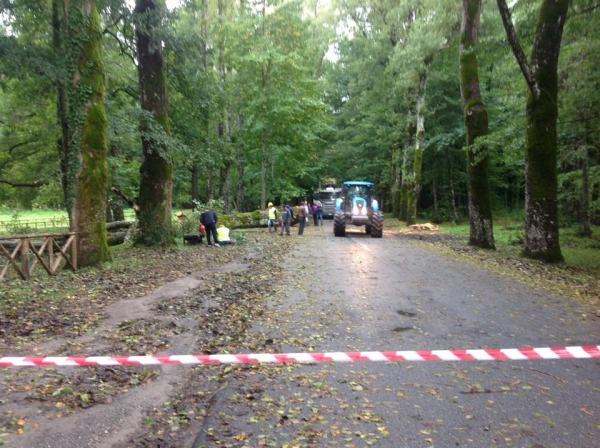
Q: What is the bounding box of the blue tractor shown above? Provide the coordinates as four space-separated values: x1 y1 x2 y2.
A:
333 181 383 238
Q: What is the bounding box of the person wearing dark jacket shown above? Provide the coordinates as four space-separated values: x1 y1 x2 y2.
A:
200 209 219 246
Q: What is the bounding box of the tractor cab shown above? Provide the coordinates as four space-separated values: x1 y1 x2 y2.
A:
334 181 383 237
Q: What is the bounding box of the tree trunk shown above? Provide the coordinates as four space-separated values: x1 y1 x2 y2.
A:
460 0 495 249
433 179 438 216
260 0 268 211
496 0 567 262
200 0 212 203
207 167 214 201
53 0 70 210
261 128 267 210
446 148 459 223
135 0 174 247
110 201 125 222
236 114 245 212
399 100 416 222
392 141 401 219
579 148 591 236
191 164 199 203
66 0 110 266
407 69 428 226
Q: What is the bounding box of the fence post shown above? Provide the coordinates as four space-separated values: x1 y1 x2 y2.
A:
48 235 54 269
21 237 30 279
72 233 78 270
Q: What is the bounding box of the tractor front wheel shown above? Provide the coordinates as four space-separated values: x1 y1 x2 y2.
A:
334 211 346 237
370 211 383 238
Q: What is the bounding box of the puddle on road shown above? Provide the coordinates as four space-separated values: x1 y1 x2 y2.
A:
397 310 416 317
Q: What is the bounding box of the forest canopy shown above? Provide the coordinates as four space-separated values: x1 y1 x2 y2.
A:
0 0 598 258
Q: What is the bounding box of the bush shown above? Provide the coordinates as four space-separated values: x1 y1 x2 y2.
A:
5 213 33 235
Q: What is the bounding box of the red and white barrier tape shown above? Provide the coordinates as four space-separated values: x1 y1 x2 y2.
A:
1 346 599 367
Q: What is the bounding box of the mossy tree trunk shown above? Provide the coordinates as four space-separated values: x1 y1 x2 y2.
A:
67 0 110 266
407 69 428 226
460 0 495 249
497 0 568 262
135 0 175 247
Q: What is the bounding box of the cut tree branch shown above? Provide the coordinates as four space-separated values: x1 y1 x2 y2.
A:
496 0 540 99
110 186 140 213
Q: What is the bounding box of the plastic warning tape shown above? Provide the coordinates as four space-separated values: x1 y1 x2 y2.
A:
1 346 599 367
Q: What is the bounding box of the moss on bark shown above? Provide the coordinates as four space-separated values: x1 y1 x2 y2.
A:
69 0 111 266
459 0 495 250
134 0 175 247
520 0 568 263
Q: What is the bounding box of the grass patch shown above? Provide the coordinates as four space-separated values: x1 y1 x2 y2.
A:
429 221 600 272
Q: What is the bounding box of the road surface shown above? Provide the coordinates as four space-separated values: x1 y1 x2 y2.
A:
193 221 600 447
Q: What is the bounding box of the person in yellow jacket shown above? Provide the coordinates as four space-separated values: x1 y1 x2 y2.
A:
267 202 278 233
217 224 236 245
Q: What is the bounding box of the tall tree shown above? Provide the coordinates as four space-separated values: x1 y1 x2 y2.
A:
459 0 494 249
67 0 110 265
53 0 70 207
135 0 174 246
496 0 569 262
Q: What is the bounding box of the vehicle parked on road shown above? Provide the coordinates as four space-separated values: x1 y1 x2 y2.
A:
333 181 383 237
312 186 341 219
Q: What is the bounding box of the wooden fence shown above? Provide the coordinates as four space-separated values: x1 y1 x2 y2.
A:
0 211 137 232
0 232 78 281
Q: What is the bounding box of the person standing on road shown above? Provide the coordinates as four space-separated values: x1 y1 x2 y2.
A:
297 202 307 235
267 202 278 233
200 209 219 246
279 204 291 236
316 201 323 226
311 202 318 226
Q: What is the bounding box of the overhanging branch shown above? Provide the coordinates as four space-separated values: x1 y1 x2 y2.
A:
496 0 540 99
0 179 47 188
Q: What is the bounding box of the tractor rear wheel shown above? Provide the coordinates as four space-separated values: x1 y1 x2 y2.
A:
370 211 383 238
333 211 346 237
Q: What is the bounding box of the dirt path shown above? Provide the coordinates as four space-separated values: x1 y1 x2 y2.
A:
4 262 244 448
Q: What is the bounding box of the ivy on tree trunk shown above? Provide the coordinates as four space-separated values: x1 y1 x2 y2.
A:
459 0 495 249
135 0 175 247
67 0 110 266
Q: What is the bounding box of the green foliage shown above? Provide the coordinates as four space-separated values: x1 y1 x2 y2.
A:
0 0 598 241
4 212 33 234
230 229 247 245
33 181 64 209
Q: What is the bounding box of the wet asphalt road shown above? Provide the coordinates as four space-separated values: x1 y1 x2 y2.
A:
194 221 600 448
